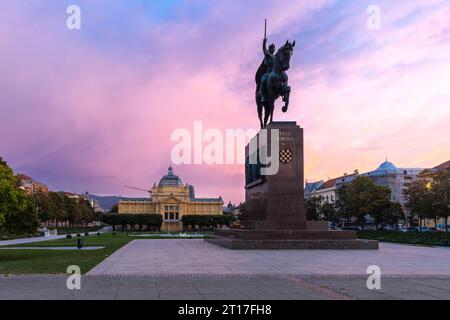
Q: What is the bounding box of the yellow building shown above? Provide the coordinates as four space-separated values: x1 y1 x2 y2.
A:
118 166 224 231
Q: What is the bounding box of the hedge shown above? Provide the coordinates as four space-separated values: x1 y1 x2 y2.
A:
358 230 450 247
182 215 235 230
102 214 163 231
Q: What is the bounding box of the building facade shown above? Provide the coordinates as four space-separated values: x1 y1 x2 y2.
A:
18 174 49 194
305 171 359 204
118 166 224 231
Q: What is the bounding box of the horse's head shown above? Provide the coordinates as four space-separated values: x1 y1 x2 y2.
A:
275 40 296 71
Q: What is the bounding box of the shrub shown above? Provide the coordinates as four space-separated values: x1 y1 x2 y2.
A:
182 215 235 230
102 214 163 231
97 232 101 236
76 233 81 237
66 234 72 239
84 232 89 236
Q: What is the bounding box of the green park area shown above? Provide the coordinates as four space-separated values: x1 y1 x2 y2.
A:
0 232 211 275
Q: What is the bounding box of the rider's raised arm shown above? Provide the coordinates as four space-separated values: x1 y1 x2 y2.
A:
263 38 268 55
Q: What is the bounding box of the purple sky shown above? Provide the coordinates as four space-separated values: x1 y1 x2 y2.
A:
1 0 449 203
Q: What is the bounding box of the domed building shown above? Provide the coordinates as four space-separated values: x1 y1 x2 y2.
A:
118 166 224 231
363 159 423 206
305 159 424 209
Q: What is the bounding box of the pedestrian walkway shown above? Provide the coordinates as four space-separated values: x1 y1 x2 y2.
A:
0 246 105 251
0 226 112 247
88 239 450 276
1 274 449 300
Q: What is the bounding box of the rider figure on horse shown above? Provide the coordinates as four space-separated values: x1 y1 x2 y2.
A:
255 19 295 129
260 38 276 103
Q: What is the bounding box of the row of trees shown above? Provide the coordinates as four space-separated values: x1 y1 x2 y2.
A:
1 156 100 235
181 214 235 231
102 214 163 231
403 169 450 232
306 176 404 230
101 214 235 231
33 191 101 228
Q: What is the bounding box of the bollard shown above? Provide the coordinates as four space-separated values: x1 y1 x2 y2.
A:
444 239 449 247
77 238 83 249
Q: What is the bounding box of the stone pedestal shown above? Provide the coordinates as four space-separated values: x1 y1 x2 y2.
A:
206 121 378 250
243 121 307 230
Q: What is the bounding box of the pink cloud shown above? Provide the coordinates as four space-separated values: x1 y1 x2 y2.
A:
0 0 449 204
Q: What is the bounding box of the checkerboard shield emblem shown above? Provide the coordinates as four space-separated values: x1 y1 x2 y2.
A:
279 149 292 163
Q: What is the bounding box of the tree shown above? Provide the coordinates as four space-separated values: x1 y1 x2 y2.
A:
305 196 324 221
109 204 119 214
0 157 39 234
336 176 392 230
77 198 95 224
369 187 393 229
181 215 234 231
102 214 162 231
0 157 21 227
64 196 78 226
320 202 338 223
237 202 248 221
430 168 450 232
403 180 431 229
4 194 40 234
387 202 404 230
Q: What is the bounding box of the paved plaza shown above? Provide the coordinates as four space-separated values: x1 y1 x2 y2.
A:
88 239 450 276
1 274 449 300
1 239 449 300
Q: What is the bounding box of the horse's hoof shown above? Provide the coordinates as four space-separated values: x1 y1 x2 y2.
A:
282 106 288 113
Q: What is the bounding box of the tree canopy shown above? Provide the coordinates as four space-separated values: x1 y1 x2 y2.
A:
336 176 392 229
0 156 39 234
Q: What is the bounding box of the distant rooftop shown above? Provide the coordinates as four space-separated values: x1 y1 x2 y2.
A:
433 160 450 171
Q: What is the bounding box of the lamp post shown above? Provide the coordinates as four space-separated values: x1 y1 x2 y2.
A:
77 238 83 249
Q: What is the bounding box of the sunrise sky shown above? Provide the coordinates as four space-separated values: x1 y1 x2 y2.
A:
1 0 449 203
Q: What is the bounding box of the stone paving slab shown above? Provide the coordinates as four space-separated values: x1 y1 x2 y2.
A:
88 239 450 276
0 275 449 300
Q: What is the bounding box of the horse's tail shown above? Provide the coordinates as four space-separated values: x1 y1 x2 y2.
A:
255 61 266 86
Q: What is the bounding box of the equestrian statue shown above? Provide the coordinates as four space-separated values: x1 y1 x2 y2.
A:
255 19 295 128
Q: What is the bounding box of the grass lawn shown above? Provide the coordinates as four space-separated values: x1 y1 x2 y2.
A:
358 230 450 246
0 233 134 275
0 231 213 275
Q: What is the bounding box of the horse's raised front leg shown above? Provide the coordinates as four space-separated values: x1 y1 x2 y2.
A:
282 85 291 113
270 101 275 124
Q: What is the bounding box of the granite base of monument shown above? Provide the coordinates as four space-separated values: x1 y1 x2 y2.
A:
207 122 378 250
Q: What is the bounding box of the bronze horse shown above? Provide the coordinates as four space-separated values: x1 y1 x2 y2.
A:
255 40 295 128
